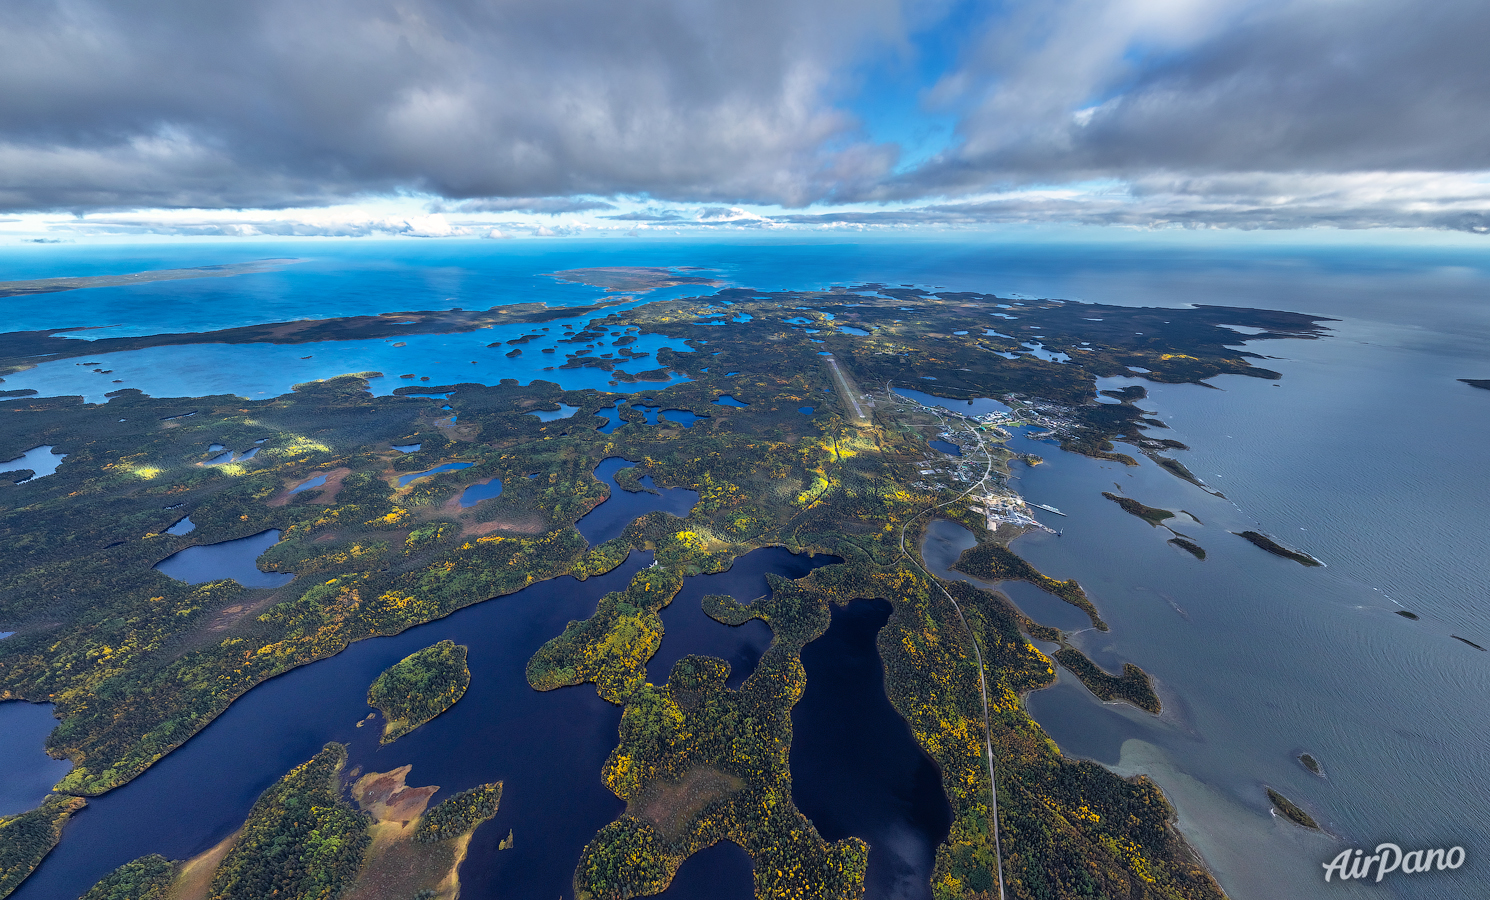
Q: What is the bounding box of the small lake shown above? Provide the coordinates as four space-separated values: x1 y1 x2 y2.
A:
646 547 840 688
0 701 73 817
398 461 474 488
660 409 706 428
459 478 504 508
291 474 328 493
0 445 66 482
928 440 960 457
165 515 195 535
712 395 748 408
530 403 580 422
595 405 624 433
790 598 953 900
153 530 295 589
575 458 699 546
892 388 1011 417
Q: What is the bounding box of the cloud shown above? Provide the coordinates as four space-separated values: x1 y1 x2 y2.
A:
894 0 1490 194
2 0 1489 232
775 172 1490 232
452 197 616 214
0 0 906 211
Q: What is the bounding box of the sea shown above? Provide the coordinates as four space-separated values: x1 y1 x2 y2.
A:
2 236 1488 899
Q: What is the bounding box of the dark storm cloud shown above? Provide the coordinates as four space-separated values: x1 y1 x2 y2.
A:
0 0 903 212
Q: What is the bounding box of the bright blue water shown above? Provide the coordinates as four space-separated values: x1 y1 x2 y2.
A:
165 515 195 536
530 403 580 421
660 409 705 428
0 446 66 481
712 395 748 407
397 461 474 488
799 407 814 415
0 702 72 817
631 405 662 425
575 458 700 546
459 478 504 507
153 530 295 589
594 404 623 434
838 326 871 335
928 440 960 457
1020 341 1071 363
5 239 1490 900
0 322 694 404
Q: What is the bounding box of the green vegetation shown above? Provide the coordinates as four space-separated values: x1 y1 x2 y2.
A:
207 743 370 900
1298 754 1323 776
79 854 176 900
368 640 471 743
1054 649 1162 714
0 282 1328 899
1168 537 1206 559
1101 491 1174 527
1266 788 1319 830
0 794 86 899
1235 531 1323 566
951 541 1107 630
414 783 503 844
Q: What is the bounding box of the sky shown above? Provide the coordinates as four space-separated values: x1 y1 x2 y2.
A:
2 0 1488 240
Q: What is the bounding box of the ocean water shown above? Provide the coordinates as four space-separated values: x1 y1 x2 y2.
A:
2 237 1488 899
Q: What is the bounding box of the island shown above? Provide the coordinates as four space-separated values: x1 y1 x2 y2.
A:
367 641 471 744
1266 788 1320 830
1 279 1336 900
1235 531 1323 566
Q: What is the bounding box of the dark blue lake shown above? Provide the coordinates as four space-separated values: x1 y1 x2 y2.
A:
459 478 504 507
791 598 953 900
0 701 72 817
575 457 699 546
398 461 474 488
153 529 295 589
647 547 840 688
660 409 706 428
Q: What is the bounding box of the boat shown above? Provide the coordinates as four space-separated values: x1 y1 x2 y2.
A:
1030 502 1066 516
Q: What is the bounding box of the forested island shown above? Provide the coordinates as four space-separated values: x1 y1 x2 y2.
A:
0 279 1334 899
367 640 471 743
